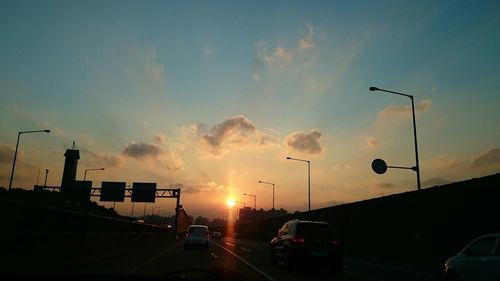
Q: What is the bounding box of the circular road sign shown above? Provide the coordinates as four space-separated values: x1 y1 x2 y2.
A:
372 158 388 174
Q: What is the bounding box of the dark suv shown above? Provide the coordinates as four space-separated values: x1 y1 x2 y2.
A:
269 219 343 273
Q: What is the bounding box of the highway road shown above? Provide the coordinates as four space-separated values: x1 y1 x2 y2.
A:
129 236 443 281
2 234 444 281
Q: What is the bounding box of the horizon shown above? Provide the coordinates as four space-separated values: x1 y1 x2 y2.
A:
1 0 499 219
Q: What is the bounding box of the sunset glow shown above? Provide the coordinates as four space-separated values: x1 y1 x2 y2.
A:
226 199 236 208
0 1 499 220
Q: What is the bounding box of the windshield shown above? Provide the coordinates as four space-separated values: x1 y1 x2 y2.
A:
1 1 499 281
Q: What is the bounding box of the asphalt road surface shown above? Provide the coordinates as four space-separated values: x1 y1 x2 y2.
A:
130 236 443 281
2 234 444 281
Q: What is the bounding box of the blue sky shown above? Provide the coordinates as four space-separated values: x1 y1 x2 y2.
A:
1 0 499 218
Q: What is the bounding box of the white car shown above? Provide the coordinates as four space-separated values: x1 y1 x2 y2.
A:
184 225 210 250
444 233 500 281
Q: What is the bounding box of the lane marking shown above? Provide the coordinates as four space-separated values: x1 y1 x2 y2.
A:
213 242 275 281
210 252 219 259
344 270 387 281
225 242 236 247
240 247 252 253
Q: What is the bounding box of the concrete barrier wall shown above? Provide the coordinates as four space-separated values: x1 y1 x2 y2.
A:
235 173 500 269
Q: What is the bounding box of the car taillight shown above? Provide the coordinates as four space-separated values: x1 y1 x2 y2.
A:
332 239 341 245
292 237 305 243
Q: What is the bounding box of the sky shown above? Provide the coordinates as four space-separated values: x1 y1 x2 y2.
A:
1 0 499 219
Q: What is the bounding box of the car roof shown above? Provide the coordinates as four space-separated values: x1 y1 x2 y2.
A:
286 219 329 225
188 224 208 228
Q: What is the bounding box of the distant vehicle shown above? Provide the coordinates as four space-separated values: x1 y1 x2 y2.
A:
269 219 342 274
444 233 500 281
212 231 222 239
233 232 239 238
184 225 210 250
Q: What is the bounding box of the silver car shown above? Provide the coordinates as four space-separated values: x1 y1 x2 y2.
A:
184 225 210 250
445 233 500 281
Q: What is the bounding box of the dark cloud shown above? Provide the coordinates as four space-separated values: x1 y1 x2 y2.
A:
81 149 121 168
122 142 162 159
422 177 450 187
0 144 13 164
284 129 323 155
198 115 273 156
471 148 500 168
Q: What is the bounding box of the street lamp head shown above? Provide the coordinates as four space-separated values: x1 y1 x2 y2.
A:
44 130 50 133
286 157 291 159
258 180 262 183
369 87 379 91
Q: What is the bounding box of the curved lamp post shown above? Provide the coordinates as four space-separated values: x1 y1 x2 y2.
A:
243 193 256 210
83 168 105 180
369 86 421 190
8 129 50 191
286 157 311 211
258 180 275 210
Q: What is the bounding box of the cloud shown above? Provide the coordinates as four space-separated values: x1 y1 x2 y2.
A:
122 142 162 159
284 129 323 155
361 136 380 149
81 149 122 168
128 45 166 83
256 23 316 68
121 138 183 173
0 144 13 164
154 133 167 145
197 115 276 157
377 99 432 119
299 23 315 50
375 182 396 189
203 46 215 57
422 177 450 187
471 148 500 168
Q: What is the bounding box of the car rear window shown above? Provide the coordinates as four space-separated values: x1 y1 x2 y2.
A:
189 227 208 234
296 223 338 239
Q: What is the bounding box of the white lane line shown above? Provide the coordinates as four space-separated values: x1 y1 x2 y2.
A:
344 270 387 281
210 252 219 259
213 243 275 281
225 242 236 247
240 247 252 253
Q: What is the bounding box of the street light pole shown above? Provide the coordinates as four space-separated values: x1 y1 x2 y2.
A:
83 168 105 181
286 157 311 211
8 129 50 191
243 193 256 210
44 169 49 186
369 86 421 190
258 180 275 210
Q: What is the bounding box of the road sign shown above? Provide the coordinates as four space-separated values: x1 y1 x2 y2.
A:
372 158 388 174
100 181 126 202
131 182 157 202
63 180 92 202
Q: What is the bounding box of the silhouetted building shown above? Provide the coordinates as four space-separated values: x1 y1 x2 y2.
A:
61 149 80 190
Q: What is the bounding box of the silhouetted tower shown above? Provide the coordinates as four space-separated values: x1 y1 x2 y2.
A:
61 148 80 190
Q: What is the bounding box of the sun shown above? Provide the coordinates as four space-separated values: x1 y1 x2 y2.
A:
226 198 235 207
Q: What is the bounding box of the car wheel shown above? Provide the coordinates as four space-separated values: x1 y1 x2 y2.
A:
284 252 294 273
